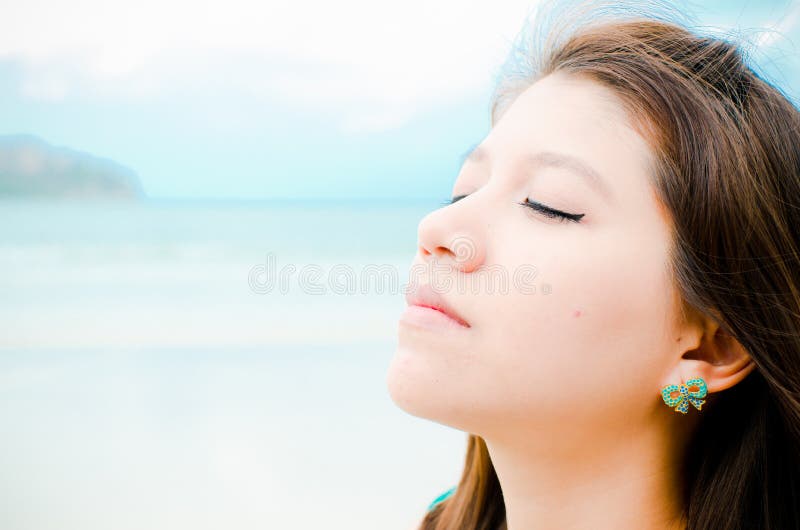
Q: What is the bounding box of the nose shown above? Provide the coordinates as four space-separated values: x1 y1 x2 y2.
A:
416 200 486 274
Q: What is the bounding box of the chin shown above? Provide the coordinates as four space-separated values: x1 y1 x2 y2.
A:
386 346 422 413
386 344 481 434
385 344 445 419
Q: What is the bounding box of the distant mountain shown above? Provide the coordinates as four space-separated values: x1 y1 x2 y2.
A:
0 134 144 198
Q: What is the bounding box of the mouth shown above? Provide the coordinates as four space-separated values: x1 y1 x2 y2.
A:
410 304 471 327
401 283 471 330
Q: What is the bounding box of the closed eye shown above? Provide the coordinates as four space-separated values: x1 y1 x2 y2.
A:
443 194 469 205
519 198 584 223
444 194 584 224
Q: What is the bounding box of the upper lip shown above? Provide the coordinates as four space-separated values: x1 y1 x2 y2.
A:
404 283 471 327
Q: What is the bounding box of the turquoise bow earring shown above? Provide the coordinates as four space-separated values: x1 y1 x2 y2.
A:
661 377 708 414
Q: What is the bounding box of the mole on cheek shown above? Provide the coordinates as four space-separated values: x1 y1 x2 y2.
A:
573 309 582 318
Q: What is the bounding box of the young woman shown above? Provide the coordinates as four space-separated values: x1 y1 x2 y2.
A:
386 1 800 529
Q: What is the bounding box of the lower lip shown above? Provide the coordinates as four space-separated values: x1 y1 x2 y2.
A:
399 305 471 332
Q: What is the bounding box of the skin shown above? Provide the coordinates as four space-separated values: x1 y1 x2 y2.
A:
386 72 757 530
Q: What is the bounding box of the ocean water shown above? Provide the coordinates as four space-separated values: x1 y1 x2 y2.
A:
0 198 467 530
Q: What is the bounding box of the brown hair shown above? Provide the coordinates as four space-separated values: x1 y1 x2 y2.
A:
418 1 800 529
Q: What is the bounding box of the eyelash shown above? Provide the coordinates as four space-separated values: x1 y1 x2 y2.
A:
444 194 585 223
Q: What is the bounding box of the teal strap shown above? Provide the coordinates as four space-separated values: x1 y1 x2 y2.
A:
427 485 457 511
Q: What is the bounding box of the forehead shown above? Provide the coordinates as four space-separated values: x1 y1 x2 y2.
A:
485 72 656 202
492 72 641 154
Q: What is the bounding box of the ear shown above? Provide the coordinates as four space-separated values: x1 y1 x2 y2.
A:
663 309 758 394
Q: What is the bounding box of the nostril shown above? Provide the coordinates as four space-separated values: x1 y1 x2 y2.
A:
427 246 455 261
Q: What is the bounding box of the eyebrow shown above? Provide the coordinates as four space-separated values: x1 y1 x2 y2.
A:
461 144 614 203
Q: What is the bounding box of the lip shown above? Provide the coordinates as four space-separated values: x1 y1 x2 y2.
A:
403 283 471 328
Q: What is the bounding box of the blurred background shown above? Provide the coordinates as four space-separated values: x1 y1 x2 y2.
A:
1 1 799 528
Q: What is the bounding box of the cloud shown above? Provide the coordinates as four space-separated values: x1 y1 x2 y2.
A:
0 0 538 131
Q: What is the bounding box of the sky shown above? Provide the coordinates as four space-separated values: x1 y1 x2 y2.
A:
1 0 799 200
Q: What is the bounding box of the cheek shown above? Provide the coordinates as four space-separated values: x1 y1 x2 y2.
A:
474 227 676 423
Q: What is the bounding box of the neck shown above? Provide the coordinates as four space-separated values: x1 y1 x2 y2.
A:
484 417 690 530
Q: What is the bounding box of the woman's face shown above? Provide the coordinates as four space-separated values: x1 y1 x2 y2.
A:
386 72 688 445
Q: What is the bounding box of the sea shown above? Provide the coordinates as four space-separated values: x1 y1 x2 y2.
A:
0 198 467 530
